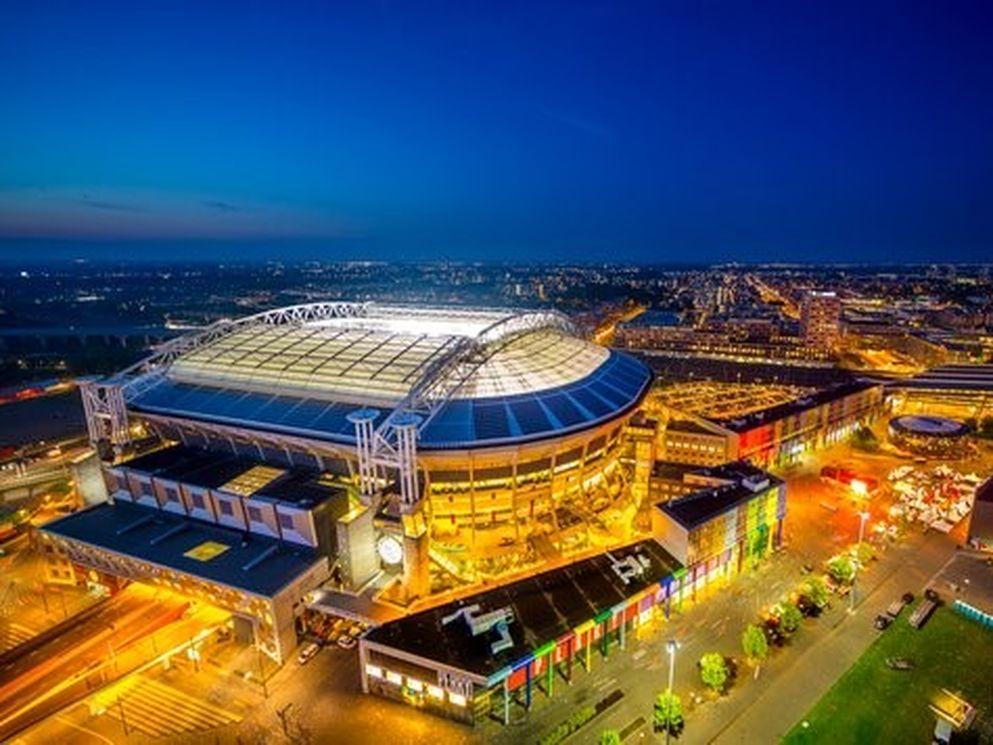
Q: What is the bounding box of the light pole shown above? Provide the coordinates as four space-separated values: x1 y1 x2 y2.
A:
850 511 870 613
665 638 677 745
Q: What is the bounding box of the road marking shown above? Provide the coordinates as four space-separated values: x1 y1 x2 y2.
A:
620 715 647 740
55 715 117 745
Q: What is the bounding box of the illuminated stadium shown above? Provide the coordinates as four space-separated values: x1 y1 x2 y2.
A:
66 302 653 615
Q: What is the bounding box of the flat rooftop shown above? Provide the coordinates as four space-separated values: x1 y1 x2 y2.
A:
710 380 879 433
658 461 783 529
364 539 682 680
118 445 347 509
43 501 323 598
893 364 993 392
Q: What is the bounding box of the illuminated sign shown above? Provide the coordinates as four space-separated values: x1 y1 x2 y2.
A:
377 535 404 565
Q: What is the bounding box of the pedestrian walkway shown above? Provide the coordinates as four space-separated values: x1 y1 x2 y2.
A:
92 676 242 738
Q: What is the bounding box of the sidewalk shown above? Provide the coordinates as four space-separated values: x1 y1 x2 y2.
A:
710 531 956 744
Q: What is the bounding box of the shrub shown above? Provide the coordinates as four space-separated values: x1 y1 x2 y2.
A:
776 602 803 634
538 705 596 745
827 555 856 585
741 624 768 662
699 652 729 693
802 576 829 608
653 690 684 734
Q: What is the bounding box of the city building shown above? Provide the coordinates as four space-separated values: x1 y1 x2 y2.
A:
651 461 787 578
359 539 683 725
656 380 884 468
967 476 993 552
45 303 654 659
42 445 343 662
800 291 842 350
887 364 993 419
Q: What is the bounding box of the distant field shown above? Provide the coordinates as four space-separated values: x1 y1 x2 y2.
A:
784 606 993 744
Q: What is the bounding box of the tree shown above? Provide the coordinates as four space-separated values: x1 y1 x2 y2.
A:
741 624 768 663
776 602 803 634
854 541 875 566
599 730 621 745
850 426 880 453
699 652 729 693
802 576 829 608
749 523 770 566
653 691 684 734
827 555 855 585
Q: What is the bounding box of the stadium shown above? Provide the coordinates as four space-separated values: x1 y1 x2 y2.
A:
47 302 653 657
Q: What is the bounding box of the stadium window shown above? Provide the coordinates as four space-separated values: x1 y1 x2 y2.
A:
218 501 234 517
191 493 206 509
247 506 263 522
277 513 294 530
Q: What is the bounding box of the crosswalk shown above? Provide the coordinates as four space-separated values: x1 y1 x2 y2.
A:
92 677 242 738
0 621 36 652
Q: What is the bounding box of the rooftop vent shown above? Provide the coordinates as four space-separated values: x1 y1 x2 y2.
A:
441 604 515 655
742 476 770 493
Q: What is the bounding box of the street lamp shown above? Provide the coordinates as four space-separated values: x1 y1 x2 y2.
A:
665 638 678 745
850 511 870 613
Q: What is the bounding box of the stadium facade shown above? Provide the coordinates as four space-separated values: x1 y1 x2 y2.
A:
42 303 653 662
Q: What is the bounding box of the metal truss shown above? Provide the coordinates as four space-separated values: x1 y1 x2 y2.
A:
83 301 578 514
366 309 576 509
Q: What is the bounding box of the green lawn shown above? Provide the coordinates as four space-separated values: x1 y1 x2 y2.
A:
783 606 993 744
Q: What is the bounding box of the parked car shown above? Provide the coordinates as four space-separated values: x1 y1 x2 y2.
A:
336 635 357 650
297 641 321 665
874 614 892 630
924 588 940 603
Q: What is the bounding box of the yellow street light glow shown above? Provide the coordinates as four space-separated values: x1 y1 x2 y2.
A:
366 664 383 679
850 479 868 497
427 685 444 699
448 692 467 707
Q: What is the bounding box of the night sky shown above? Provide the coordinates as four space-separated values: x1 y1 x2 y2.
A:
1 1 991 263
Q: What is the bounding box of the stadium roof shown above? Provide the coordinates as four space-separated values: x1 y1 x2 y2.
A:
117 303 652 449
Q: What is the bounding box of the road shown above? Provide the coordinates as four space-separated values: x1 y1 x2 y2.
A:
0 586 190 741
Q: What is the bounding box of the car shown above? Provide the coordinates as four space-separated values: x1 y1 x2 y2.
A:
924 588 940 603
336 635 357 650
874 614 892 630
297 641 321 665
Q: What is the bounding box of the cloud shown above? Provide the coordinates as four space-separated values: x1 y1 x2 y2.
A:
202 200 243 213
0 187 352 241
76 197 149 213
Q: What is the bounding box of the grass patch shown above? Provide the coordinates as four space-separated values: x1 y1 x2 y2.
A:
784 606 993 744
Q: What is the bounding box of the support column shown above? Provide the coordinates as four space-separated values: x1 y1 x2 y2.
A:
525 664 532 709
620 614 626 650
393 412 422 509
502 678 510 725
567 638 574 682
347 408 380 502
546 654 554 697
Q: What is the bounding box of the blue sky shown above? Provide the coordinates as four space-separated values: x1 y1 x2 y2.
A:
1 1 991 263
